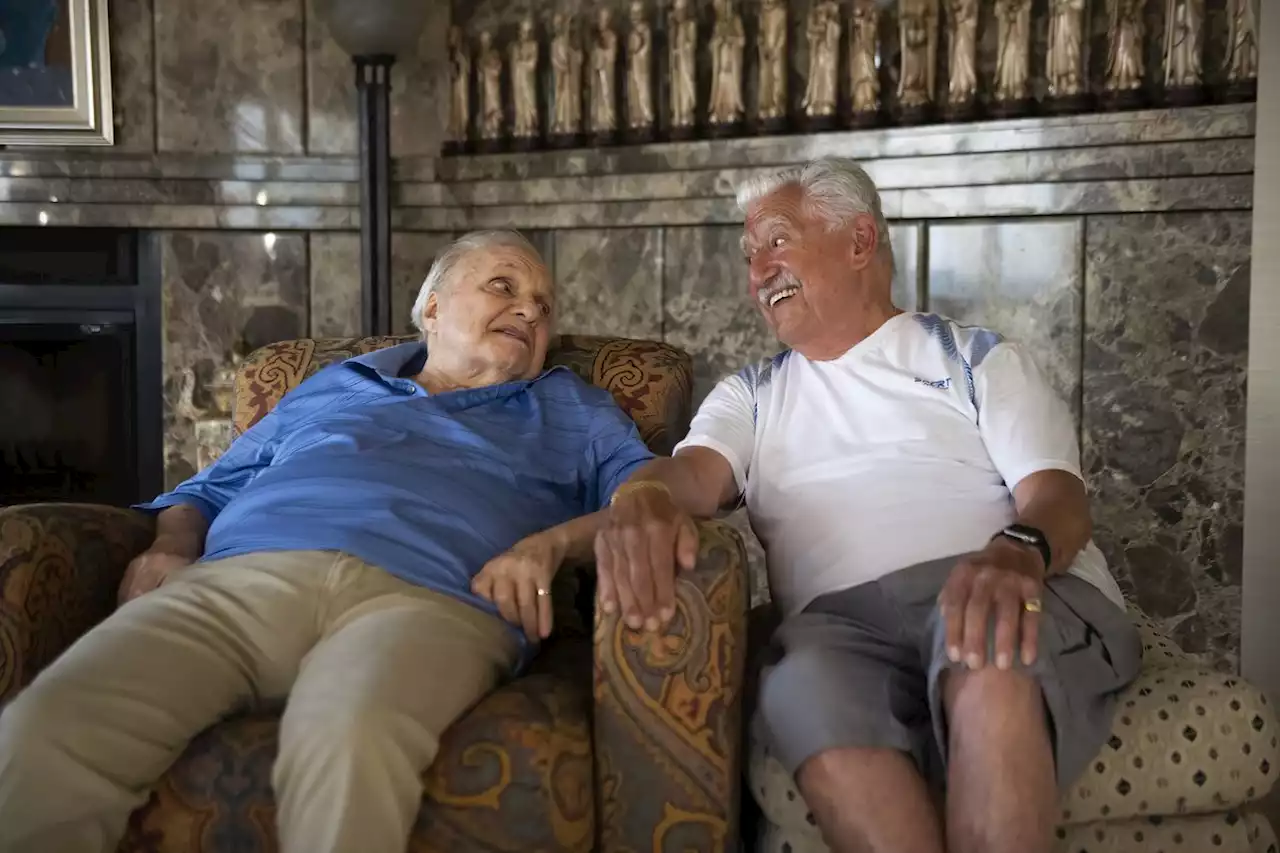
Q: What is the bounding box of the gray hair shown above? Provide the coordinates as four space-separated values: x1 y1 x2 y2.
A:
735 158 893 262
409 229 543 333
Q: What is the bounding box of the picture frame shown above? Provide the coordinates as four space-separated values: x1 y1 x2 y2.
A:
0 0 113 146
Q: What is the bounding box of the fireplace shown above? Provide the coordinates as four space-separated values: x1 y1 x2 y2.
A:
0 228 162 507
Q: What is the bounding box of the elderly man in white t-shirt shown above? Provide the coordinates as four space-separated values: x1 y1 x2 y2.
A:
595 158 1142 853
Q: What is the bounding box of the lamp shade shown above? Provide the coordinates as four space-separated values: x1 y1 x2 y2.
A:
314 0 436 58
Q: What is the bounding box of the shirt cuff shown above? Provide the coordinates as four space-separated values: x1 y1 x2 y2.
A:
132 493 219 525
1001 460 1083 492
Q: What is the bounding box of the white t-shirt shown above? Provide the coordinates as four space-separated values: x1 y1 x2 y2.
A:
675 312 1125 618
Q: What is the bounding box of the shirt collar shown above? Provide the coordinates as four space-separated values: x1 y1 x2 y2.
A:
344 341 568 392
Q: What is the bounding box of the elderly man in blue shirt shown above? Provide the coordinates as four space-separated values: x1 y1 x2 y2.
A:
0 230 661 853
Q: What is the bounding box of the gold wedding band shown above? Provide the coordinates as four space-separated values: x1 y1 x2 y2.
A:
1023 597 1043 613
536 588 550 597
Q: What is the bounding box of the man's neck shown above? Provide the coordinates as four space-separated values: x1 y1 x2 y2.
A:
798 301 904 362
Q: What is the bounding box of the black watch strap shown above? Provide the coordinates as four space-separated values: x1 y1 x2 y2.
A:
994 524 1052 570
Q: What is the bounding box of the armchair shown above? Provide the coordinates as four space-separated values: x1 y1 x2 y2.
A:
0 334 749 853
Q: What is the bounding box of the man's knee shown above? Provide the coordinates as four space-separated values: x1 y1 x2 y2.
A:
756 646 839 733
943 666 1044 739
275 707 439 772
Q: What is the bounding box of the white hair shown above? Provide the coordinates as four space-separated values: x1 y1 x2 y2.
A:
409 229 543 334
735 158 893 262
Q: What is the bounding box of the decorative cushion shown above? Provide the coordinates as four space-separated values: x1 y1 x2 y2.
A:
1059 666 1279 825
1054 811 1279 853
232 334 693 455
754 810 1279 853
120 641 593 853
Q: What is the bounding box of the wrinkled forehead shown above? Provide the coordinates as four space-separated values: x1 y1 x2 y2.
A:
454 245 553 293
741 184 808 245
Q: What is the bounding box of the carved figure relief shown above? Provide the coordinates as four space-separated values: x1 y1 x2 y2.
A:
803 0 840 117
511 18 539 138
898 0 938 109
550 13 583 136
668 0 698 128
477 30 504 139
757 0 787 122
993 0 1032 103
626 1 654 129
1104 0 1145 92
849 0 880 115
589 8 618 134
708 0 746 125
1046 0 1085 98
447 26 470 143
1163 0 1204 89
945 0 978 105
1225 0 1259 82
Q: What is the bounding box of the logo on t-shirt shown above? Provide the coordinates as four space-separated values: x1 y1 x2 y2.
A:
914 376 952 390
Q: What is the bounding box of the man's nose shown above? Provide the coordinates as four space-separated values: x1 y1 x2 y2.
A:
748 253 779 290
512 299 539 322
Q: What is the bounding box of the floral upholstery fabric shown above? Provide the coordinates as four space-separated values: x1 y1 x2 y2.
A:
595 518 748 853
0 504 153 705
746 603 1279 853
0 335 747 853
122 641 595 853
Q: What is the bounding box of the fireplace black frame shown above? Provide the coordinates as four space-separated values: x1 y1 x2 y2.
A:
0 230 164 505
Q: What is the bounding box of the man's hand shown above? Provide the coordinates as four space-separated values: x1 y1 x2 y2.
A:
118 542 195 604
472 532 565 641
937 535 1046 671
595 485 700 632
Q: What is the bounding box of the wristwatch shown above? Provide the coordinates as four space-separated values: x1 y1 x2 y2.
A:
994 524 1052 571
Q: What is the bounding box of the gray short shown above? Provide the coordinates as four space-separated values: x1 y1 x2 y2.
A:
754 554 1143 790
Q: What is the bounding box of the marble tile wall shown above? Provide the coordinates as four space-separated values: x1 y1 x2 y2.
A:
154 0 307 154
104 0 448 157
926 218 1085 421
1083 211 1252 672
160 231 309 487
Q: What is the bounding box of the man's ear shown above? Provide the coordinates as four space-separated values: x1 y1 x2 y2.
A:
422 292 440 333
848 213 879 270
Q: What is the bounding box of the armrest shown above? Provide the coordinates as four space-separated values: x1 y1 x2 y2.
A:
0 503 153 704
592 518 748 853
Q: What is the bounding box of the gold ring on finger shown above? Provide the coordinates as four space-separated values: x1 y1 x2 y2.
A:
1023 597 1043 613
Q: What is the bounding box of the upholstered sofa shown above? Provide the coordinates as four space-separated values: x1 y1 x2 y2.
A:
747 602 1280 853
0 334 749 853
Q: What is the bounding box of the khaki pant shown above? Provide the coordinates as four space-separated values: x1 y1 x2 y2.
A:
0 550 519 853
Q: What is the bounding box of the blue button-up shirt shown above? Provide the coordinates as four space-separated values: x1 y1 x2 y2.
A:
139 343 654 646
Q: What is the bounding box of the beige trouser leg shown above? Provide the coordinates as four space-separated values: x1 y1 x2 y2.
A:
271 553 519 853
0 549 334 853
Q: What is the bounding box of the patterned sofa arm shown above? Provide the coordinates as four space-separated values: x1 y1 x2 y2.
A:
592 518 749 853
0 504 154 704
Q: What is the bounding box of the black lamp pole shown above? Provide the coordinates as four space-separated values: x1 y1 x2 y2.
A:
314 0 432 337
356 55 394 336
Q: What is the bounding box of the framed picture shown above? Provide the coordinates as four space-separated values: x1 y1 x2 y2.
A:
0 0 113 146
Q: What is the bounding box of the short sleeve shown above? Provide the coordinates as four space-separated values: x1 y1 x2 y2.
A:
672 371 756 494
587 407 656 513
975 343 1082 491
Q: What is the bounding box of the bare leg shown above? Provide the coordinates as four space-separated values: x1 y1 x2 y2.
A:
943 667 1057 853
796 746 945 853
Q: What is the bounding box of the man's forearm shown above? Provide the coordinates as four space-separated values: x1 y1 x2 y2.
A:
543 511 607 565
1010 470 1092 575
152 504 210 561
622 453 733 518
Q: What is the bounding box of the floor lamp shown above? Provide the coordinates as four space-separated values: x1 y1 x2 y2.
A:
314 1 433 336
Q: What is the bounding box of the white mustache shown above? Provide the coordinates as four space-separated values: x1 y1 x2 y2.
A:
757 272 803 306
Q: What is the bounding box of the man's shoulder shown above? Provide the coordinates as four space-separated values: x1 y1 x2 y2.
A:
731 349 793 393
899 312 1010 371
533 368 631 421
